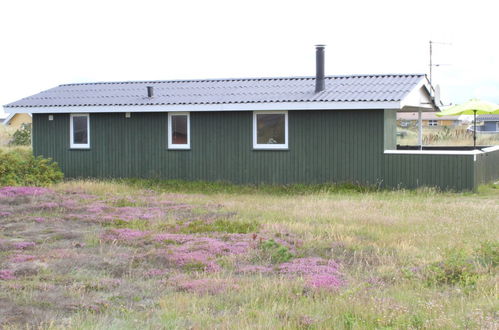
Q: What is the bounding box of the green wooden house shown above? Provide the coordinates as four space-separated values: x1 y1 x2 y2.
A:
4 47 499 190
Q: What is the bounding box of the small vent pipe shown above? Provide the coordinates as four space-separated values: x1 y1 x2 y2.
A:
315 45 326 93
147 86 154 98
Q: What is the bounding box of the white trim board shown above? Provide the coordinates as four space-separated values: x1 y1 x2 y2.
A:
2 113 32 125
384 149 484 156
253 111 289 150
70 113 90 149
3 101 406 114
167 112 190 150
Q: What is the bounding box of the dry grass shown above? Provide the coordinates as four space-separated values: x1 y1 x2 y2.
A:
0 125 16 147
1 181 498 329
398 126 499 146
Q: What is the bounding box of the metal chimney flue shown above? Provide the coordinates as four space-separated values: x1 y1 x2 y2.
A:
147 86 154 98
315 45 326 93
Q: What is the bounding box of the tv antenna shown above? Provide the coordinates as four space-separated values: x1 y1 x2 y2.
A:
429 40 452 93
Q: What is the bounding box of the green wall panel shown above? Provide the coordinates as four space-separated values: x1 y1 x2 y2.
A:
475 148 499 185
33 110 492 191
383 153 475 191
33 110 385 185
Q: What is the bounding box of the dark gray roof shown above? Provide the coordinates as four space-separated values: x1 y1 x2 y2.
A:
477 114 499 121
4 74 425 108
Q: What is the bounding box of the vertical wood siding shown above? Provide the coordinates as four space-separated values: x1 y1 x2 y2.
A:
383 153 475 191
33 110 492 190
475 148 499 185
33 110 384 185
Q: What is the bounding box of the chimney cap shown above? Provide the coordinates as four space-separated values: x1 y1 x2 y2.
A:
315 44 326 48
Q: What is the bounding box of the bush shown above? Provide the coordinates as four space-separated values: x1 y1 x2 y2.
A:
475 241 498 268
0 148 63 186
258 239 294 264
424 249 479 287
9 123 32 146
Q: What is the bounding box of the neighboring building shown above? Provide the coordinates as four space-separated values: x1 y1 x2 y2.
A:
2 113 32 129
397 112 461 127
474 114 499 133
3 46 499 191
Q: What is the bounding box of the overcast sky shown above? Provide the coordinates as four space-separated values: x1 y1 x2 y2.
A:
1 0 498 118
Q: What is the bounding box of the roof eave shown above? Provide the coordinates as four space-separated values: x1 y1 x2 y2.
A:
3 101 403 114
398 76 440 112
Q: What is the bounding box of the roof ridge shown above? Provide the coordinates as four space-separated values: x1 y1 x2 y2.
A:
59 73 425 87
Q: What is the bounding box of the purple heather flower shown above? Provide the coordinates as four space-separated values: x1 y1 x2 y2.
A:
237 265 274 274
308 274 343 290
13 241 36 250
0 270 15 280
0 186 52 198
176 278 232 295
9 254 36 263
279 257 344 290
36 202 59 209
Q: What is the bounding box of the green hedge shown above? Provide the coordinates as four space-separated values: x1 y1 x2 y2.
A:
0 148 63 186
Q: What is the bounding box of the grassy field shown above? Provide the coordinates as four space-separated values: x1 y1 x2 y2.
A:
0 180 498 329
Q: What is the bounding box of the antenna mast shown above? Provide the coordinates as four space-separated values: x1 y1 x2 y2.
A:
428 40 451 97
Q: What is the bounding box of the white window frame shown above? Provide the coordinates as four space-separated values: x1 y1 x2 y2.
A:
253 110 288 150
428 119 438 127
168 112 190 150
70 113 90 149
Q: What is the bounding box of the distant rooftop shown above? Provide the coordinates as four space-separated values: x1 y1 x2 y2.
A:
4 74 426 108
477 114 499 121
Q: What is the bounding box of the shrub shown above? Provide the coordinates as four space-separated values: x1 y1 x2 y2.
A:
0 148 63 186
424 249 479 287
475 241 498 268
258 239 294 264
9 123 32 146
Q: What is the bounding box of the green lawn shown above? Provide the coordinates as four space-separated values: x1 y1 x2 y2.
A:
0 180 498 329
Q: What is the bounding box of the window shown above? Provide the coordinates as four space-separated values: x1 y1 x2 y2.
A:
168 112 190 149
428 119 438 127
70 114 90 149
253 111 288 149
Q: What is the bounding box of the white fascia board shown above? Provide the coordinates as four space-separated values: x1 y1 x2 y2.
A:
482 146 499 153
2 113 15 125
3 101 401 114
384 149 483 156
399 79 437 112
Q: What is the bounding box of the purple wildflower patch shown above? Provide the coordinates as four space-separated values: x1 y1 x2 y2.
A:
0 211 12 217
36 202 59 209
308 274 343 289
237 265 274 274
0 186 52 198
9 254 37 263
279 257 343 290
0 269 16 280
13 241 36 250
